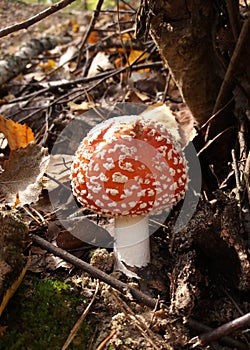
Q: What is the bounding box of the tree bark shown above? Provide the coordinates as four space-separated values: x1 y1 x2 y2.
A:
146 0 241 177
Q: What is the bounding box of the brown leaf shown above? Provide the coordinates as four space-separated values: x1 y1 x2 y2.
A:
0 143 50 205
0 114 35 150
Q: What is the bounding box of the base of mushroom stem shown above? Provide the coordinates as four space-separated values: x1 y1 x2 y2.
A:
113 215 150 275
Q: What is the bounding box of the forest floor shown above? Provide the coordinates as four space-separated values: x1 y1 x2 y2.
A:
0 1 250 350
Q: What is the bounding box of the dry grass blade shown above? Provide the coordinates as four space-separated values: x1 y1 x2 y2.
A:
96 329 116 350
110 289 161 350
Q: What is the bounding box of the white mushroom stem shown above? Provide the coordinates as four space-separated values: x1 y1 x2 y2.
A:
113 215 150 276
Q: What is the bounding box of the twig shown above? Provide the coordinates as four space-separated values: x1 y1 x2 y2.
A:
0 0 78 39
120 0 136 11
226 0 241 41
213 16 250 114
96 329 116 350
76 0 105 69
244 152 250 205
116 0 129 68
44 173 71 191
197 127 235 156
189 313 250 349
201 97 234 130
61 280 100 350
232 149 243 200
6 61 162 110
188 319 248 350
99 9 135 14
31 234 158 308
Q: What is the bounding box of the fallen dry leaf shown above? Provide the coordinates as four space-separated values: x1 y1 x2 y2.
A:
68 101 98 114
0 114 35 150
0 143 50 205
87 30 101 44
87 51 114 78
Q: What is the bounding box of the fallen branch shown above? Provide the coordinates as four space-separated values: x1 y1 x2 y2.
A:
0 37 60 85
0 0 78 39
189 313 250 349
31 234 158 309
32 234 249 350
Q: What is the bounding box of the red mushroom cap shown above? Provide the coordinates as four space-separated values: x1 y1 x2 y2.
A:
70 115 188 217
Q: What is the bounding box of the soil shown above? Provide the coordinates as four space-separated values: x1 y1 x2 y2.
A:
0 1 250 350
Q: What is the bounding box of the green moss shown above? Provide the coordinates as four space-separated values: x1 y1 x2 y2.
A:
0 274 93 350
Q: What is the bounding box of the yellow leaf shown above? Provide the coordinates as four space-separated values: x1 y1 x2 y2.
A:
0 114 35 150
39 59 57 72
127 50 151 72
72 22 80 33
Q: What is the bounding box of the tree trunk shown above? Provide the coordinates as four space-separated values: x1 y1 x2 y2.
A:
145 0 243 177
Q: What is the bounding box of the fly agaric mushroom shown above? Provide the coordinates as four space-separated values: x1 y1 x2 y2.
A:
70 115 188 277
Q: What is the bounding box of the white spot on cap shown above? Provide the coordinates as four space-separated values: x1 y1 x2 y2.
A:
93 163 100 172
96 199 104 207
106 188 119 196
103 162 115 170
119 160 134 172
90 185 102 194
108 202 117 207
102 194 110 201
137 189 146 197
169 183 178 191
96 149 107 160
168 149 173 159
112 172 128 183
120 188 133 198
77 172 84 183
173 157 178 165
148 189 155 197
169 168 176 176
